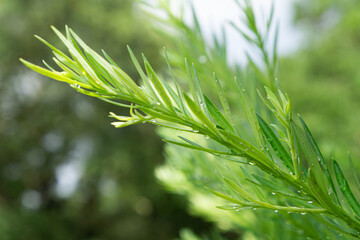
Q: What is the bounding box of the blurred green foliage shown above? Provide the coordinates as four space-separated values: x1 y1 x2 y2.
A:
0 0 214 239
281 0 360 164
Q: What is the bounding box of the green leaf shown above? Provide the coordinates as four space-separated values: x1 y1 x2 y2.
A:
192 64 210 118
51 27 101 88
298 115 338 204
333 160 360 216
163 138 240 157
257 114 293 172
205 187 244 205
222 177 256 202
218 129 273 171
143 56 176 113
213 73 234 129
183 93 217 134
250 174 309 200
204 95 235 134
235 77 263 147
348 153 360 195
127 46 159 101
35 35 76 67
163 48 188 115
307 168 339 215
20 59 92 89
291 120 328 190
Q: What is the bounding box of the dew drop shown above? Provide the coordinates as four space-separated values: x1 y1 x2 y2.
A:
253 208 257 211
301 212 307 215
193 129 199 133
271 192 276 195
205 136 210 140
156 102 161 106
328 188 333 195
307 201 313 204
249 162 255 166
289 172 294 175
274 210 278 213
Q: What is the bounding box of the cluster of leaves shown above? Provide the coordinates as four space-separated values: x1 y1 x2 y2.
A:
21 1 360 239
1 0 190 239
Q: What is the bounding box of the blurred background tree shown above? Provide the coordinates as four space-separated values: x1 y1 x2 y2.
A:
0 0 214 239
281 0 360 165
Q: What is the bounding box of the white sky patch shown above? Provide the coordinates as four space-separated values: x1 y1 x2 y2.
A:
55 137 94 198
189 0 301 63
144 0 302 63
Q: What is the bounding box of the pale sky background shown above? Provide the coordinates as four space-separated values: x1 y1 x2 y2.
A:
182 0 301 63
54 0 302 198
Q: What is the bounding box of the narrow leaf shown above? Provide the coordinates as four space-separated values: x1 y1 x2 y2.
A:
204 95 235 133
20 59 92 89
143 57 176 113
205 187 244 205
183 93 217 134
257 114 293 171
213 73 234 128
235 77 263 147
333 160 360 215
299 115 338 204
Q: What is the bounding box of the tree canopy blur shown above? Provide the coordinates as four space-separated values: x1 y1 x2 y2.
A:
281 0 360 164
